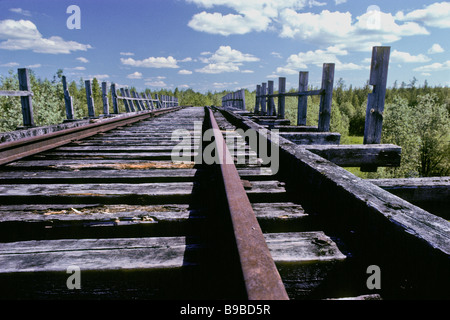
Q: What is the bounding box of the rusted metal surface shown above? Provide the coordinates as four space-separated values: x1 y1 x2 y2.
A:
0 107 184 166
207 107 289 300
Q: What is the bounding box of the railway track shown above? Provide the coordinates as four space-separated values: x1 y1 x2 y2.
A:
0 106 448 301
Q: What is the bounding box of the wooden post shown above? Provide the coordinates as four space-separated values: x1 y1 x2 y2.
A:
101 82 110 116
141 93 151 110
131 91 142 111
155 94 162 109
255 85 261 114
267 81 276 116
110 83 119 114
120 88 131 113
62 76 74 120
362 46 391 172
18 68 35 127
278 77 286 119
297 72 309 126
241 89 246 111
124 89 136 112
364 46 391 145
318 63 335 132
148 93 155 110
85 80 96 118
261 83 267 115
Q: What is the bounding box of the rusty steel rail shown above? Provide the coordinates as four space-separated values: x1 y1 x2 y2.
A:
207 107 289 300
0 106 184 166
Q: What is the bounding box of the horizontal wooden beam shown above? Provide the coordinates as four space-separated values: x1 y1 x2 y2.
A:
279 132 341 145
303 144 402 167
0 90 34 97
368 177 450 218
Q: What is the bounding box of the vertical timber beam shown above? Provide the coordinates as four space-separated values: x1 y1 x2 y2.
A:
241 89 246 111
62 75 74 121
125 89 136 112
267 81 276 116
85 80 96 118
278 77 286 119
362 46 391 172
120 88 131 113
110 83 119 114
261 83 267 115
297 72 309 126
18 68 35 127
101 82 110 116
318 63 335 132
255 85 261 114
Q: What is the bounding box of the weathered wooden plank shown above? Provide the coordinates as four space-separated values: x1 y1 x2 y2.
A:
303 144 401 167
0 202 305 224
367 177 450 200
368 177 450 218
0 168 273 183
0 232 344 275
0 181 286 203
280 132 341 145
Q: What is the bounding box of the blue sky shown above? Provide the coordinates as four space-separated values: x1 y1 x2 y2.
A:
0 0 449 93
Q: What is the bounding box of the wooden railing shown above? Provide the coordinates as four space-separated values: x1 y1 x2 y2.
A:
222 89 246 110
223 46 391 144
0 68 179 128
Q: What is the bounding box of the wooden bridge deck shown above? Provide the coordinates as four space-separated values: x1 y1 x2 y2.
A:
0 106 448 300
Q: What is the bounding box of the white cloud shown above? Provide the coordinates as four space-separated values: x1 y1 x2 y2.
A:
120 52 134 56
179 84 190 89
186 0 325 36
413 61 450 72
178 69 193 75
0 62 19 67
76 57 89 63
279 9 429 52
145 80 167 87
89 74 110 80
9 8 32 17
120 56 179 68
390 50 431 63
196 45 259 74
0 19 91 54
271 52 282 58
127 71 143 79
241 69 254 73
396 2 450 28
428 43 445 54
188 11 270 36
180 57 193 62
26 63 41 68
334 0 347 5
276 45 363 74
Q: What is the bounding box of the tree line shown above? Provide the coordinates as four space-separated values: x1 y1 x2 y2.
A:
1 69 449 178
